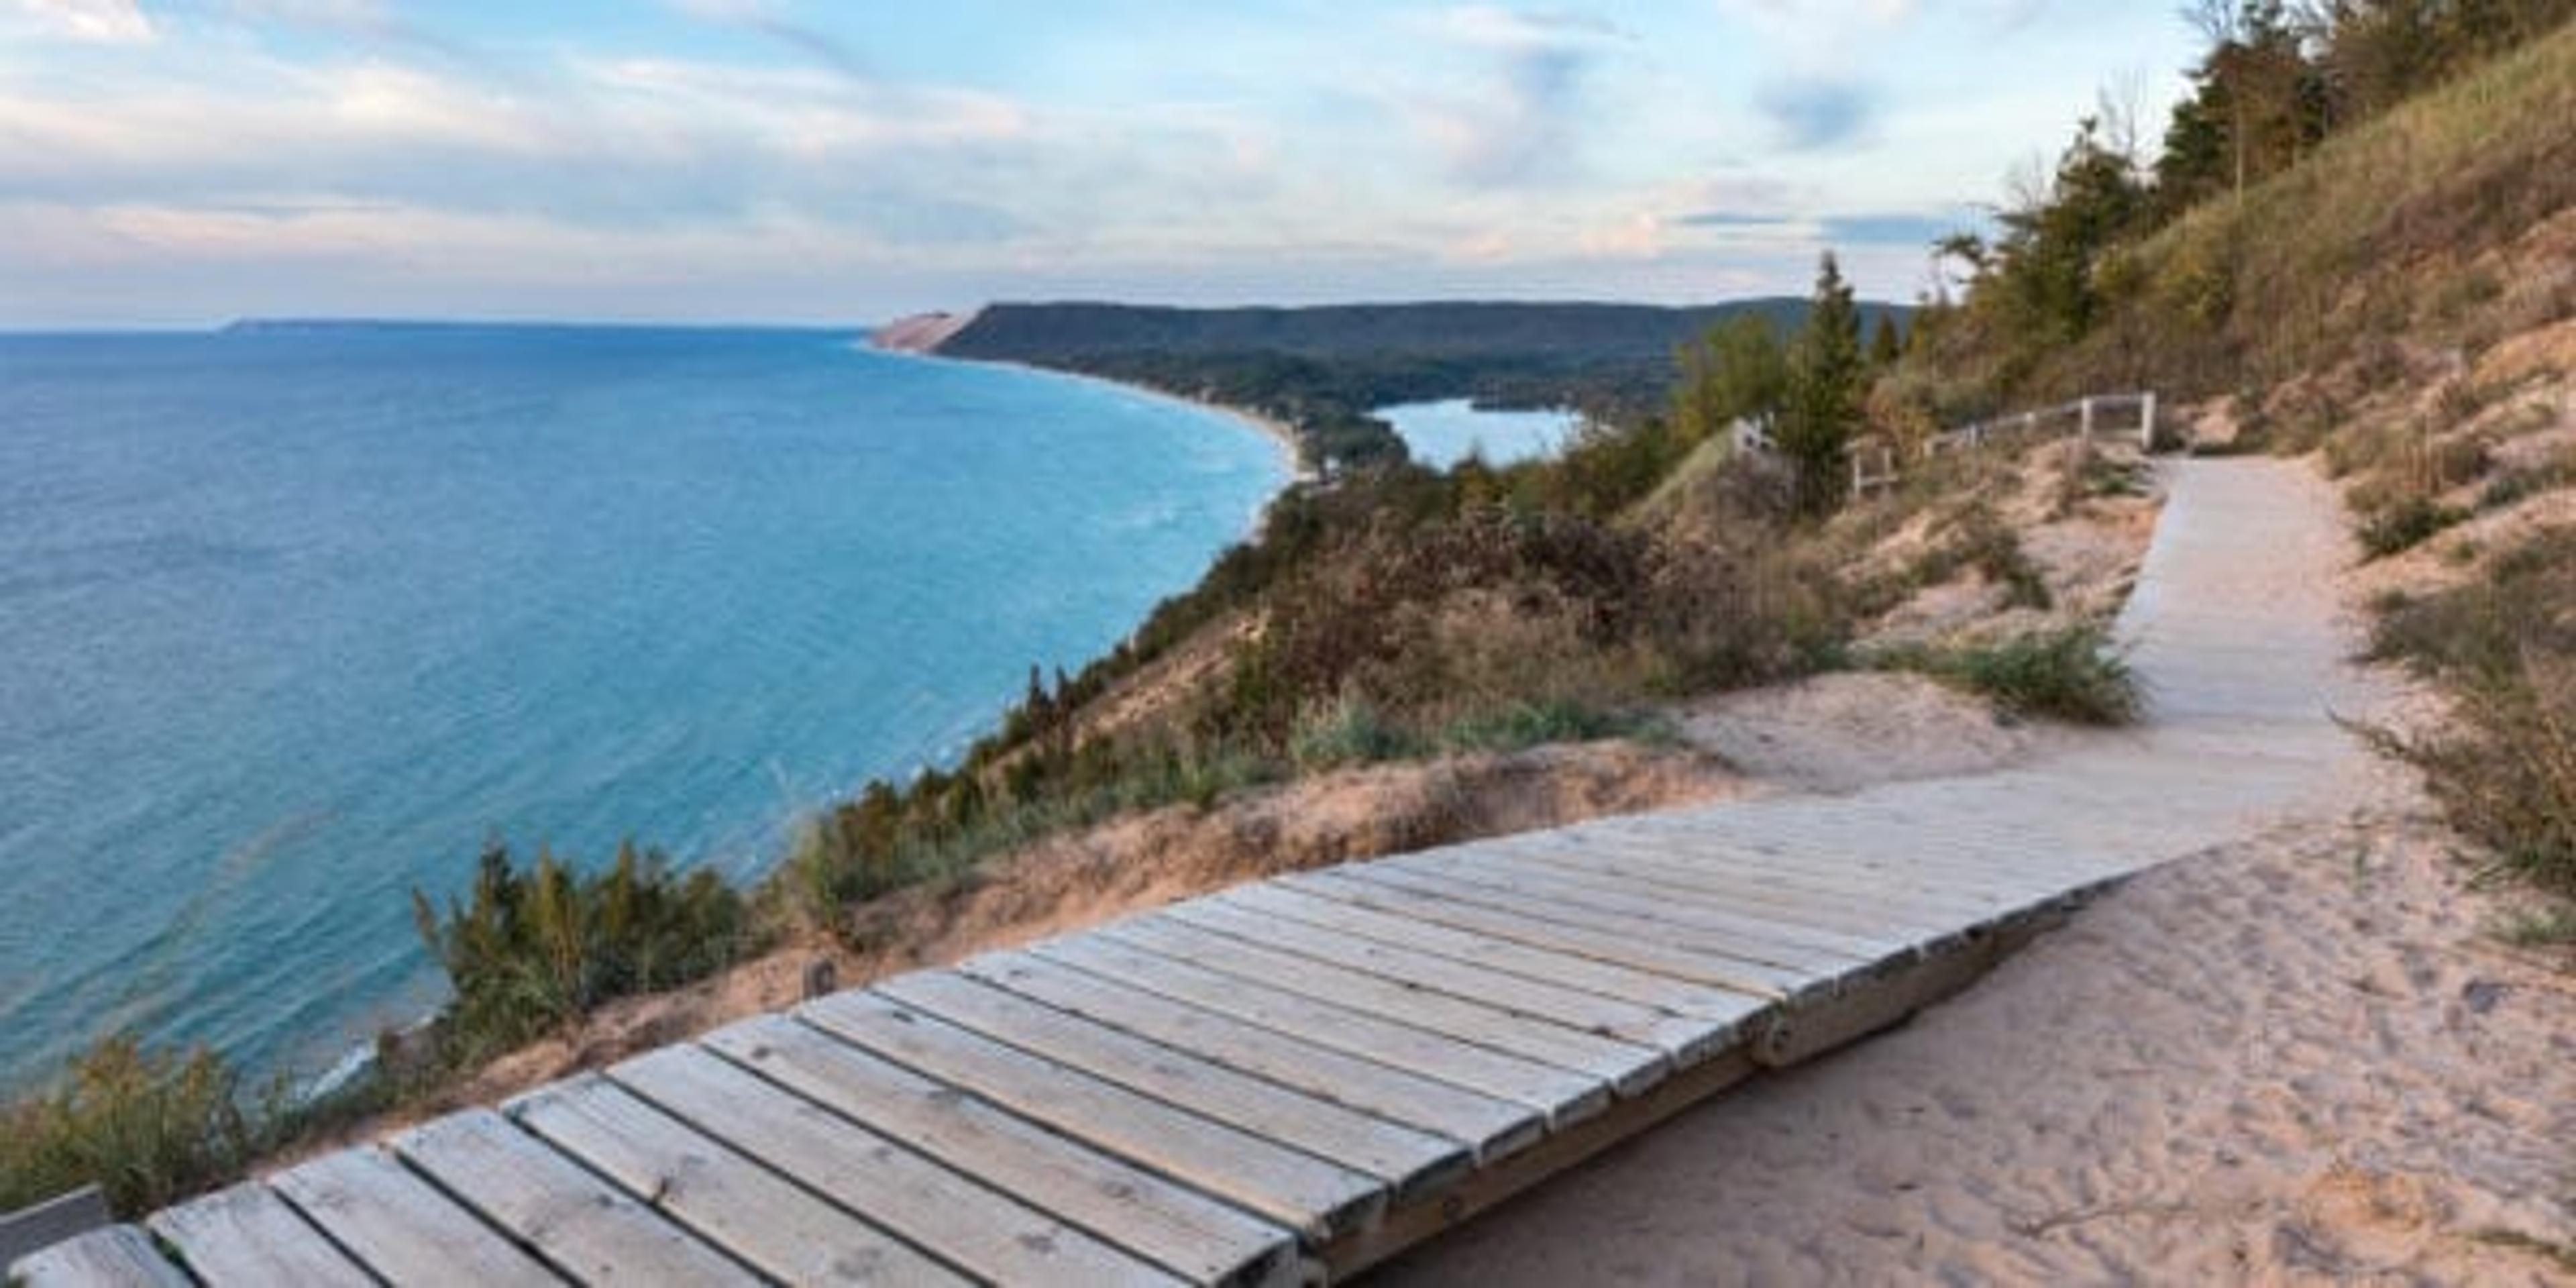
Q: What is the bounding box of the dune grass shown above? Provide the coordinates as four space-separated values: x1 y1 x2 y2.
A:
1875 625 2145 727
2361 530 2576 899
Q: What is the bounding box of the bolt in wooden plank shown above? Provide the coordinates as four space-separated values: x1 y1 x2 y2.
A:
148 1183 371 1287
393 1108 757 1285
510 1074 972 1287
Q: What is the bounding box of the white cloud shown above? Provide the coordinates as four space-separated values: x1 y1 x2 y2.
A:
225 0 390 29
1578 211 1664 260
9 0 152 42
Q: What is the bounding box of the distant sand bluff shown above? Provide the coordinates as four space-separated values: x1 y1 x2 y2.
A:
873 309 982 354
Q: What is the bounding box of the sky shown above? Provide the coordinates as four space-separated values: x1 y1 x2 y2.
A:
0 1 2205 327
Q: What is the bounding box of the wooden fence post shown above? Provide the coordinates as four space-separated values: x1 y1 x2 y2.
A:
2079 397 2096 439
2140 392 2158 449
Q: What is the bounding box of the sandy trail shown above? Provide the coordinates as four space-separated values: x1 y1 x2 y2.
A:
1379 459 2576 1285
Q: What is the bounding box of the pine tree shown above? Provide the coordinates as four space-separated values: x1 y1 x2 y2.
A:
1778 252 1866 515
1868 314 1902 368
1670 313 1788 449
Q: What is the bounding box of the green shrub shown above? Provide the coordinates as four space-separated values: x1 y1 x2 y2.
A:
1 1037 250 1217
1898 506 2054 611
1289 696 1415 771
2357 494 2469 559
2360 531 2576 896
778 734 1283 941
414 842 753 1061
2477 448 2576 511
1878 626 2143 725
1435 699 1646 754
2357 662 2576 896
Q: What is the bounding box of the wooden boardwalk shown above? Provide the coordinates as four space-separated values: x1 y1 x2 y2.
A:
14 461 2371 1287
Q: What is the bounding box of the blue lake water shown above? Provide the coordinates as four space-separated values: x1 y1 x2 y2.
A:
1377 398 1579 467
0 325 1288 1093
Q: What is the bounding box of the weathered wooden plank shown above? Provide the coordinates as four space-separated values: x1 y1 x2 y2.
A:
269 1145 559 1287
1563 828 2065 918
798 991 1385 1242
1148 902 1710 1081
1034 932 1611 1127
1381 845 1906 968
1342 862 1863 981
1485 837 1976 943
1464 844 1930 955
698 1015 1297 1288
393 1107 757 1285
148 1183 372 1287
1611 812 2107 891
1107 914 1674 1093
1161 898 1727 1066
1217 883 1770 1030
1610 796 2078 857
612 1041 1187 1286
1502 830 1994 927
7 1226 187 1288
876 969 1470 1194
1561 843 2071 943
1389 846 1900 962
510 1073 972 1287
1299 868 1817 1000
1604 814 2086 888
955 949 1544 1162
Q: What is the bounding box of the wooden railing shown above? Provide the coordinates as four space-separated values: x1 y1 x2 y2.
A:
1854 391 2160 496
0 1186 108 1267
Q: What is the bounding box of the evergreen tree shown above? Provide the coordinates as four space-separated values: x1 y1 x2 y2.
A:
1670 313 1789 449
1778 252 1866 516
1992 117 2149 345
1868 314 1902 368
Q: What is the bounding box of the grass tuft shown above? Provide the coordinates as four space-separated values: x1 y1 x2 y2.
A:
2357 494 2471 559
1 1038 249 1218
2359 531 2576 897
1874 625 2143 725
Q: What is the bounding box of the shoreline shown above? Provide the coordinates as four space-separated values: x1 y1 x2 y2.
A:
860 332 1314 486
990 355 1313 483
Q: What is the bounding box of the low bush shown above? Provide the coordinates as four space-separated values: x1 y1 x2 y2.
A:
2478 447 2576 512
1888 505 2055 612
2357 494 2469 559
1 1037 250 1218
1289 695 1413 771
1877 625 2143 725
414 842 755 1062
2361 532 2576 896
